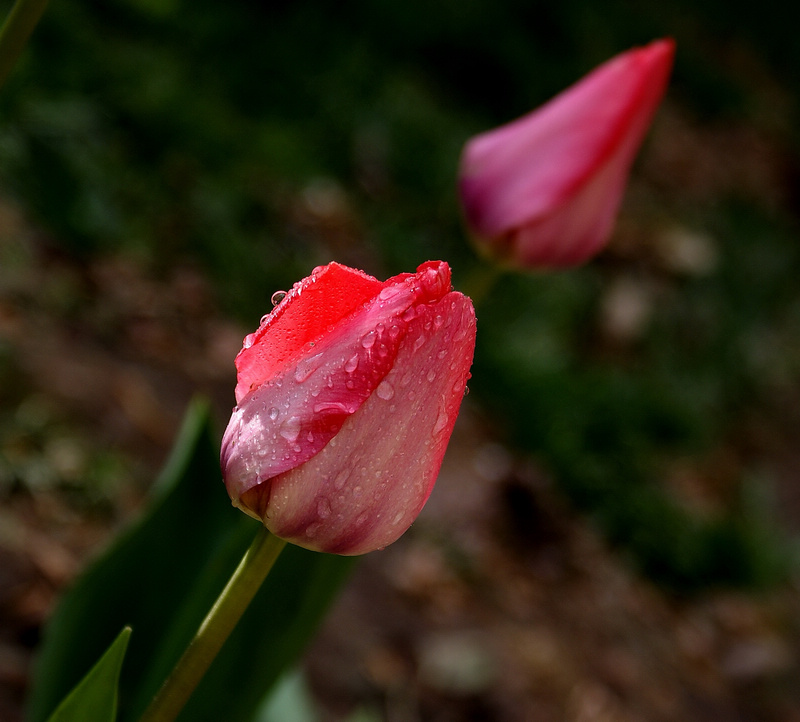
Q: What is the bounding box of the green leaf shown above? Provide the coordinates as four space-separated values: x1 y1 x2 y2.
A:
28 398 355 722
45 627 131 722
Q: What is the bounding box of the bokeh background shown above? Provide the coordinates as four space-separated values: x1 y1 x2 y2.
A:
2 0 800 720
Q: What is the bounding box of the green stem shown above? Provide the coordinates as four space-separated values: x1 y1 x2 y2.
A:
460 261 506 307
0 0 49 90
139 525 287 722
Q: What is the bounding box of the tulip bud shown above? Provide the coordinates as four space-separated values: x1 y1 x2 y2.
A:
459 38 675 268
221 261 476 555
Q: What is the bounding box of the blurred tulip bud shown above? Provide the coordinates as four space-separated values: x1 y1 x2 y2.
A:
221 261 476 555
459 38 675 268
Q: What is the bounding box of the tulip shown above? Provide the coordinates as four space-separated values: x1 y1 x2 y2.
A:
458 38 675 268
221 261 476 555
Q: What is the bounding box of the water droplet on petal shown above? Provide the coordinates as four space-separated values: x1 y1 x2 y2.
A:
333 469 349 490
353 485 363 498
279 416 301 442
260 314 270 325
294 352 323 383
268 407 280 421
388 324 401 339
317 497 331 519
392 511 404 525
306 521 321 538
413 335 425 352
361 330 377 349
433 408 449 435
314 401 352 415
355 511 368 525
437 349 447 359
376 380 394 400
427 370 436 382
345 354 359 373
433 315 444 330
271 290 287 306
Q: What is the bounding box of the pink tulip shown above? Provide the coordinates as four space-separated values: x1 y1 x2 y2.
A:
458 38 675 268
221 261 476 555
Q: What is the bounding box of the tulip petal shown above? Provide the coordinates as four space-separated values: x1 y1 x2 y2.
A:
459 38 674 268
241 292 477 555
221 262 458 510
235 263 383 405
509 142 630 266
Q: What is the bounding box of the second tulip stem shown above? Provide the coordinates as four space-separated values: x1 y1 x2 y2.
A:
139 525 287 722
460 262 506 307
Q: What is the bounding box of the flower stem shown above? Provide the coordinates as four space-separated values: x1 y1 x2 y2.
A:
0 0 49 90
139 525 287 722
460 262 506 307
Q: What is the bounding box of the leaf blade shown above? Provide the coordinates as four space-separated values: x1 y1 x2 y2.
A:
45 627 131 722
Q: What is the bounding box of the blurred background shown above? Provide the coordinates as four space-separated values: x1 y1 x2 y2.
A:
1 0 800 720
